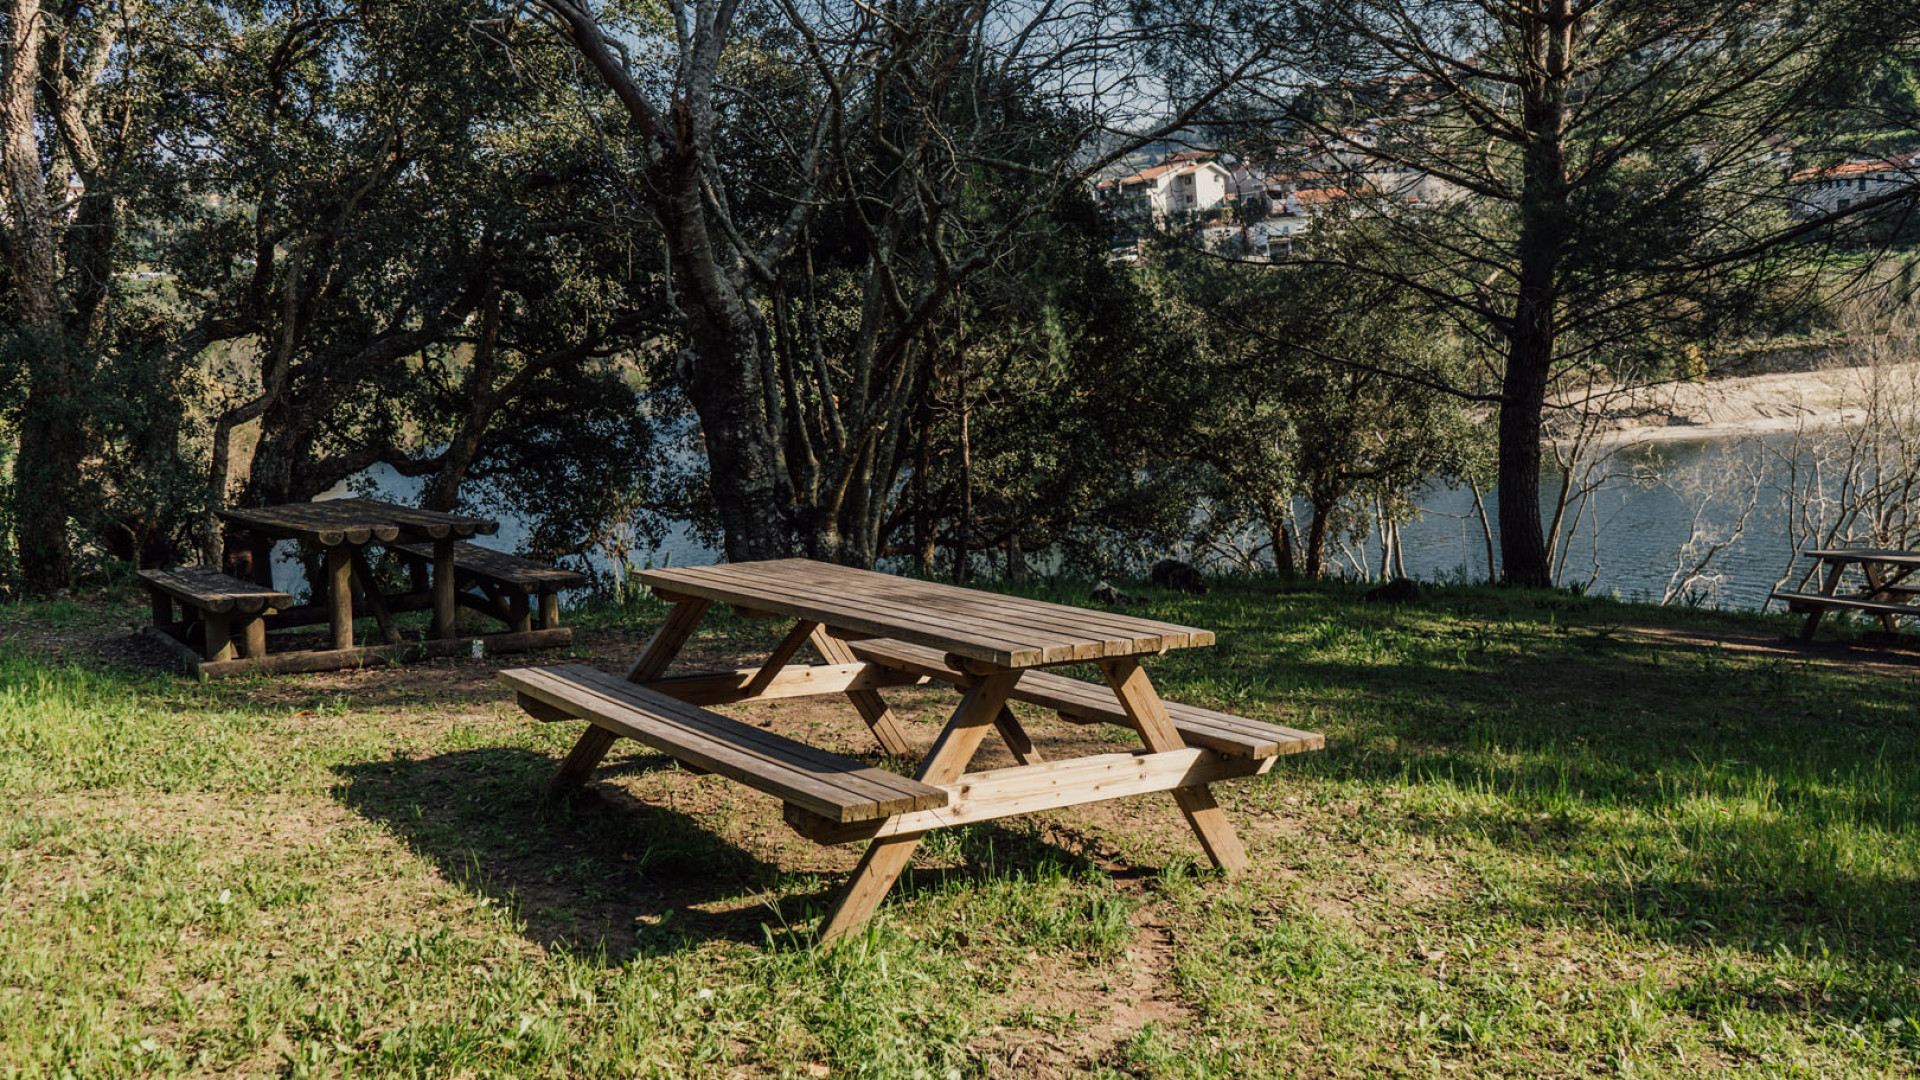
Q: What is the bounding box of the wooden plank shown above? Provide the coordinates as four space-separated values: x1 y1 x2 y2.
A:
516 666 939 813
993 706 1043 766
502 665 946 822
192 628 572 679
817 671 1021 944
326 498 498 540
1806 548 1920 566
389 540 585 591
654 565 1051 667
633 663 927 709
811 625 916 757
744 560 1212 660
137 567 291 614
753 560 1202 659
550 597 712 799
216 503 403 547
785 748 1275 844
1772 591 1920 619
849 637 1324 759
744 620 820 697
1104 658 1249 874
640 560 1214 669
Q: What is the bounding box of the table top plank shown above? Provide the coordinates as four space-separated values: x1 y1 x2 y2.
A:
752 562 1202 660
1805 548 1920 567
217 498 498 546
639 559 1213 669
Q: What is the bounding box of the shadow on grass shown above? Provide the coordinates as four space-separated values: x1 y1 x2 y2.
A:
331 745 1110 961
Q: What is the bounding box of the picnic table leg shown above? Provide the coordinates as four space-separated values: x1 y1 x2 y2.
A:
809 626 915 757
431 538 456 640
1862 564 1902 633
203 612 234 663
325 545 354 651
148 585 172 627
1801 559 1849 641
992 706 1043 765
547 597 712 798
818 671 1020 945
1102 658 1249 874
241 614 268 659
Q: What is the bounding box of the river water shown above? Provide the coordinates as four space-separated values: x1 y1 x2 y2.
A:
326 429 1815 612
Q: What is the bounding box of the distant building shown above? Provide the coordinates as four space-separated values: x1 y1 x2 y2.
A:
1788 152 1919 218
1094 157 1236 219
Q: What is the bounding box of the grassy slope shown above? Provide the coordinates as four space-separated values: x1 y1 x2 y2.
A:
1 582 1916 1078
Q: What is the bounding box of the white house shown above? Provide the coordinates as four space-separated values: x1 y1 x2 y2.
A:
1789 151 1919 219
1095 157 1236 218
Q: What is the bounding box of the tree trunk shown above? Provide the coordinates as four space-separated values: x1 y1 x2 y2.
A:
1304 497 1335 578
660 173 790 563
1 0 79 587
1497 3 1572 590
1496 347 1552 587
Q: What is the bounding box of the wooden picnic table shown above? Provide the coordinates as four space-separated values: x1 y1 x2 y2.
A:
1772 547 1920 641
136 497 583 677
500 558 1324 944
219 498 500 648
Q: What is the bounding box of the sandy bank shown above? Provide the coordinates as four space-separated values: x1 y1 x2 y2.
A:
1558 363 1918 446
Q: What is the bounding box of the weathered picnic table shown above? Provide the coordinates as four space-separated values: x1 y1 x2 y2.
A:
142 498 581 677
1773 547 1920 641
500 558 1323 944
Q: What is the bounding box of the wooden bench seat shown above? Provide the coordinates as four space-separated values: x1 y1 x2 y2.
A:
1771 591 1920 620
846 638 1324 759
140 566 291 614
390 541 583 631
500 664 947 823
139 566 293 666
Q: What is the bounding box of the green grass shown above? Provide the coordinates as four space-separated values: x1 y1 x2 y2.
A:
1 580 1918 1077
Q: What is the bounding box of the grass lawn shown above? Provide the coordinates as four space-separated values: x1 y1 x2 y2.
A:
1 579 1917 1078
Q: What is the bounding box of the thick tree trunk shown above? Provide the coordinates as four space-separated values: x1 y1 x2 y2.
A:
1497 2 1572 590
1496 343 1553 588
1 0 80 587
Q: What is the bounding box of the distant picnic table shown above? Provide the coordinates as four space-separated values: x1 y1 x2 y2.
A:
499 558 1325 944
141 497 582 677
1772 548 1920 641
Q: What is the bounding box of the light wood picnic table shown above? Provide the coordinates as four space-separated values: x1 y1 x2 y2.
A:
1773 547 1920 641
501 558 1324 943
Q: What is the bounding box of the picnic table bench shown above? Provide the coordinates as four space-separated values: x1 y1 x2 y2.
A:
388 540 585 633
1772 548 1920 641
500 558 1323 944
140 566 292 665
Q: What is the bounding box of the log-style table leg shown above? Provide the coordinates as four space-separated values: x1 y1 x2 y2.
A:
1102 658 1248 873
547 597 712 799
431 538 456 640
325 545 354 651
818 671 1021 945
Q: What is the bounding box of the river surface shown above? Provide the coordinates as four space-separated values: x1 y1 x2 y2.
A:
317 430 1815 612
